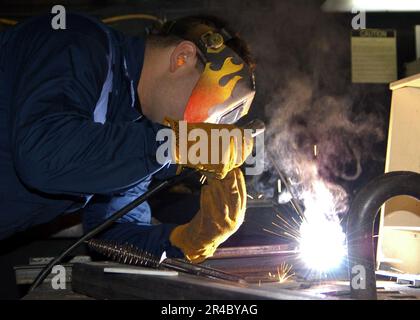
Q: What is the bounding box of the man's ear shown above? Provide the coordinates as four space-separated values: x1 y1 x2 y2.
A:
170 40 198 73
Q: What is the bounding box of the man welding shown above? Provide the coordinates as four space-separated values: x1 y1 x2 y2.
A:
0 13 256 263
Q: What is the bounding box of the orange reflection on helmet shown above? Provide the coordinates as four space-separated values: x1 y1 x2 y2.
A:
184 57 244 123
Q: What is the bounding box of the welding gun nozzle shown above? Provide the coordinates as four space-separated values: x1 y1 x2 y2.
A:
243 119 265 137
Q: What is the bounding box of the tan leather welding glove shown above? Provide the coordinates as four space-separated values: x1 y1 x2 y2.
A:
164 118 253 180
169 168 247 263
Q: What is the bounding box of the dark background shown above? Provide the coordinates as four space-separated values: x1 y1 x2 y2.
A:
0 0 419 299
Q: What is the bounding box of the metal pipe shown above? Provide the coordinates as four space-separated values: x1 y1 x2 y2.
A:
347 171 420 300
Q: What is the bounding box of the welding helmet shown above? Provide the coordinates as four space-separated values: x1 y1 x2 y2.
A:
157 18 256 124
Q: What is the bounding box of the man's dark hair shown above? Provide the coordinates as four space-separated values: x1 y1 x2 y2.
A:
149 15 256 72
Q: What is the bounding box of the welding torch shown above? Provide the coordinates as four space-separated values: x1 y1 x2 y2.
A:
29 119 266 291
266 151 305 218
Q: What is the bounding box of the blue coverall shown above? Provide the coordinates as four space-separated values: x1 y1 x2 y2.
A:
0 13 184 258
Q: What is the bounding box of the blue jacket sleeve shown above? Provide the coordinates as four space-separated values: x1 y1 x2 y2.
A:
10 25 167 195
83 187 184 259
93 223 185 259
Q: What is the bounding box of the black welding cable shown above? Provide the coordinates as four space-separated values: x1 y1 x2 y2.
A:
29 170 195 291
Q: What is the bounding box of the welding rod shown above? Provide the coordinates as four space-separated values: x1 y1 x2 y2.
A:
245 119 265 138
266 151 305 218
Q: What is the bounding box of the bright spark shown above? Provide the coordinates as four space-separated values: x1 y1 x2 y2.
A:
199 175 207 184
276 262 295 283
298 180 347 271
266 159 348 273
299 216 346 271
